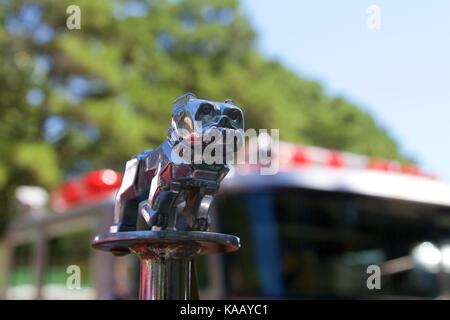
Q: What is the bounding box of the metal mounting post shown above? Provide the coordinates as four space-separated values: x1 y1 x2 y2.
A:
92 230 240 300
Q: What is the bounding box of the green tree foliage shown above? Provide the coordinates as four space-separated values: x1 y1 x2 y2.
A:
0 0 407 226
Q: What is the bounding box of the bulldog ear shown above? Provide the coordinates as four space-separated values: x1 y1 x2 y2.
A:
173 92 197 111
224 99 235 105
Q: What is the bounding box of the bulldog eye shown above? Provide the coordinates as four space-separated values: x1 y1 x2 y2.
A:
229 109 241 120
200 103 214 115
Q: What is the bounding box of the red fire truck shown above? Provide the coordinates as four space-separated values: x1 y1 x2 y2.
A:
2 142 450 299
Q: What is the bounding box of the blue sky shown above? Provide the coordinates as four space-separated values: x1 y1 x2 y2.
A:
242 0 450 182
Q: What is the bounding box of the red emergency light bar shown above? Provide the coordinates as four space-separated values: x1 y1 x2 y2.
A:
292 147 310 166
243 141 437 180
327 151 344 168
51 169 122 212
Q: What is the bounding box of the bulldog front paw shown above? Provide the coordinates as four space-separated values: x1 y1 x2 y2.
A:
139 201 163 228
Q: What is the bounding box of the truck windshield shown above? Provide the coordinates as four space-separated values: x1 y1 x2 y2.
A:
217 188 450 299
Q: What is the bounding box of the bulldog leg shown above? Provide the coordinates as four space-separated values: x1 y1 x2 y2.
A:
140 189 180 230
191 188 216 231
111 158 140 232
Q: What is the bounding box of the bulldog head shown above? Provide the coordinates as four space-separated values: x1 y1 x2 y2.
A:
169 93 244 163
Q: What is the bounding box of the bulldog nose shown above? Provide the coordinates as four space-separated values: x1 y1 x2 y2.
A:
219 116 231 127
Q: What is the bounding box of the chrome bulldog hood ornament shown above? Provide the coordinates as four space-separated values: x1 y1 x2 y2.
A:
110 93 244 234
